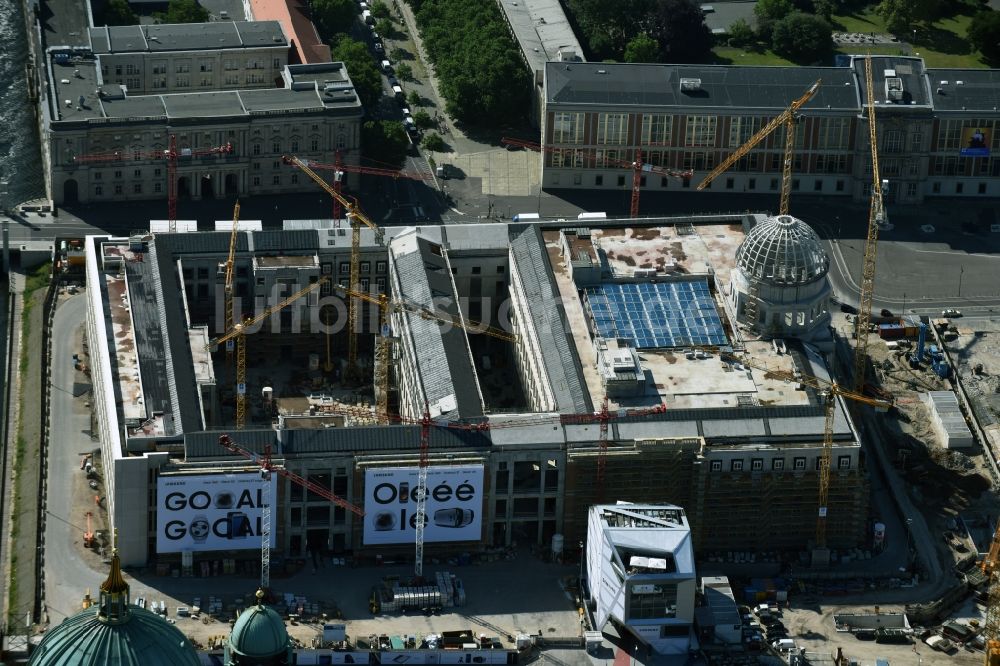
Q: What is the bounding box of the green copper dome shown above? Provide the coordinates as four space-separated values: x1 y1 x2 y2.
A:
30 547 199 666
226 591 291 664
29 605 201 666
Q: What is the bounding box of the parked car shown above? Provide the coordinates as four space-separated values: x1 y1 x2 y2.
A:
387 76 399 88
880 308 893 317
840 303 859 314
942 308 962 318
380 59 392 73
373 41 384 55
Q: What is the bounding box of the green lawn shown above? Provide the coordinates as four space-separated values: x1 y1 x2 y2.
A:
714 3 989 68
713 46 794 66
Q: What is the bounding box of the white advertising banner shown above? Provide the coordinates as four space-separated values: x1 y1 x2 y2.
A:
363 465 484 545
156 473 277 553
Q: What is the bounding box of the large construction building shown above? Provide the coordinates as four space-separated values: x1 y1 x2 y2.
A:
43 21 363 206
83 214 869 567
541 55 1000 204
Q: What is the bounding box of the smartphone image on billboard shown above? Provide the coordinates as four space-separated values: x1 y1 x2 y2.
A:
398 482 409 503
433 508 474 528
227 511 250 539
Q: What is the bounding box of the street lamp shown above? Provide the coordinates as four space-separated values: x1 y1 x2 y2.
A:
905 517 914 563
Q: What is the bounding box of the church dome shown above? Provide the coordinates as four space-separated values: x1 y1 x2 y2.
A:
735 214 829 287
228 591 290 662
29 549 200 666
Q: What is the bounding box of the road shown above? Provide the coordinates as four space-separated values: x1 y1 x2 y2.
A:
43 292 103 623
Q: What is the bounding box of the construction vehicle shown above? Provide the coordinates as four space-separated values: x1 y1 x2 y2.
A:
218 434 364 593
71 135 232 228
720 350 890 562
207 279 328 429
283 154 385 383
696 80 820 216
852 54 886 394
500 137 692 217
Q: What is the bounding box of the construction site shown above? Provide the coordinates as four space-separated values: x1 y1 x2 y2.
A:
30 54 1000 666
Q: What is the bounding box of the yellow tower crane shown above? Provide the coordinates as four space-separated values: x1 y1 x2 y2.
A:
697 80 820 216
853 53 886 393
208 278 329 428
982 520 1000 665
720 351 890 560
331 284 518 423
282 155 385 384
223 202 240 367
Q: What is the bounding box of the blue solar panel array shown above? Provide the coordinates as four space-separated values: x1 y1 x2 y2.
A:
585 280 728 349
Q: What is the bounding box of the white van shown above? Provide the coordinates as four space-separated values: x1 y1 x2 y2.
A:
362 9 373 24
512 212 540 222
380 59 392 73
772 638 796 653
577 211 607 220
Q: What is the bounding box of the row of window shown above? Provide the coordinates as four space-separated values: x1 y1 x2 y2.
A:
709 456 852 472
81 125 327 154
324 260 389 274
94 182 159 196
551 113 853 150
552 171 850 193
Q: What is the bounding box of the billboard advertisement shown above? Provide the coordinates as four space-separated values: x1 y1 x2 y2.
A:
961 127 990 157
156 473 277 553
363 465 483 545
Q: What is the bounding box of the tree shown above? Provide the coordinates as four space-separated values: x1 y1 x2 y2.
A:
396 62 413 81
413 109 434 129
390 47 408 61
101 0 138 25
726 17 755 48
372 1 392 18
407 90 423 106
969 10 1000 63
771 12 833 63
331 36 383 111
362 120 409 167
813 0 836 23
157 0 210 23
876 0 916 34
565 0 653 59
649 0 713 63
753 0 794 38
624 33 659 62
421 132 446 152
375 17 394 37
312 0 357 39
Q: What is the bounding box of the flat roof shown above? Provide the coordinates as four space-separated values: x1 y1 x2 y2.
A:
496 0 584 76
925 68 1000 112
545 62 859 111
850 55 931 108
87 21 287 53
50 59 361 123
40 0 91 48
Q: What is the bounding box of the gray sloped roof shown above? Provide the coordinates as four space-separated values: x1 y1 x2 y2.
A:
508 224 591 414
390 232 484 421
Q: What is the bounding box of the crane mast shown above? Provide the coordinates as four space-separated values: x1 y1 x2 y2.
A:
853 53 884 393
224 202 240 366
697 81 820 216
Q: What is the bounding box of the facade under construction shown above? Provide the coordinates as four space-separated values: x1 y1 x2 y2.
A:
83 213 868 567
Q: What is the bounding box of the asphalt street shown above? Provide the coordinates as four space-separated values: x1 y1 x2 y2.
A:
43 292 103 623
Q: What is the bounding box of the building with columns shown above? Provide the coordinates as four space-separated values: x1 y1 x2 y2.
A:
43 22 362 206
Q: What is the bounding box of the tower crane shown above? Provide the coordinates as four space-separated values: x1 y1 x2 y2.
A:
853 54 886 394
981 520 1000 665
283 155 385 383
218 434 364 593
331 284 517 424
719 351 889 558
208 278 328 429
696 80 821 216
71 135 233 229
222 202 240 366
500 137 692 217
300 152 433 221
